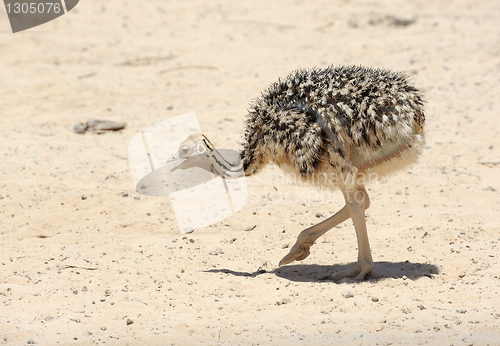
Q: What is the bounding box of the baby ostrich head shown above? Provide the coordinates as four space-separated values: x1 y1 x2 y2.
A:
165 133 210 172
165 133 244 178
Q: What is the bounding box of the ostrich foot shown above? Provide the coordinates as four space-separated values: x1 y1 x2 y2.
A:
331 260 374 281
279 243 311 266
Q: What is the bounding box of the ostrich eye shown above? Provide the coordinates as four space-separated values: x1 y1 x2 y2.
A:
180 145 193 156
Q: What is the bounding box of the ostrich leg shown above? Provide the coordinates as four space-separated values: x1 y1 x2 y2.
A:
331 187 374 281
280 186 373 281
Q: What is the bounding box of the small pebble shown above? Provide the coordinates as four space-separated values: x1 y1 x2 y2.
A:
87 332 93 335
121 193 128 197
315 212 323 218
387 14 417 26
371 297 379 302
344 292 354 298
126 319 134 325
101 326 106 331
184 226 194 234
82 286 88 292
73 337 77 340
27 339 35 344
44 316 53 321
134 196 140 200
73 289 78 294
244 225 256 231
459 309 467 314
81 195 87 200
73 122 88 134
276 298 291 305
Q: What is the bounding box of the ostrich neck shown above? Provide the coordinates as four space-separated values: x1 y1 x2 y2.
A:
206 146 245 179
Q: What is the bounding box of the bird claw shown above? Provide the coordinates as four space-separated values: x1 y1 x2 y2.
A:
279 244 311 266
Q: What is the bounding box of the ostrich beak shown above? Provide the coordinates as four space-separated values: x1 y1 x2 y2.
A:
165 154 180 165
165 153 185 171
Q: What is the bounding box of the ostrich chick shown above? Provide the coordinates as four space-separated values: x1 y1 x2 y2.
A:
166 65 425 280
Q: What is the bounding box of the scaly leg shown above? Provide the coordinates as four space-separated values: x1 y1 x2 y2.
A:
279 205 350 266
331 187 374 281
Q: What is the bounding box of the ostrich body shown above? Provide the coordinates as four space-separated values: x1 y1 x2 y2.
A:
166 65 425 280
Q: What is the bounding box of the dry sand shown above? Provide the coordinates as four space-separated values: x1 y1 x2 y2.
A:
1 0 499 345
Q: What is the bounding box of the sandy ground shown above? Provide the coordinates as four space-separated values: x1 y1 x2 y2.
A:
1 0 500 345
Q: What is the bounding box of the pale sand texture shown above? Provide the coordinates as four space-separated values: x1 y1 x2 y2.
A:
1 1 499 345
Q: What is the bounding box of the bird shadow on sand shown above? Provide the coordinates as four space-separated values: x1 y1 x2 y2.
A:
205 260 439 283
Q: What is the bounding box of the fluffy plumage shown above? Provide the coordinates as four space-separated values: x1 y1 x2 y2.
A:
241 65 425 189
